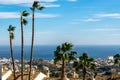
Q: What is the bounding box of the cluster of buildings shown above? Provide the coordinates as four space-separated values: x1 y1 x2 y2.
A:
95 56 114 66
0 58 49 80
0 56 119 80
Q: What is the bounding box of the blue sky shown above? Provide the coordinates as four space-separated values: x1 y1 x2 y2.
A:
1 0 120 45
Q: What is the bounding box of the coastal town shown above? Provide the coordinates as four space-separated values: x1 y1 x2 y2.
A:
0 55 120 80
1 0 120 80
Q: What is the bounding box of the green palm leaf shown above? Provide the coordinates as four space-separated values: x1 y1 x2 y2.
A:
54 42 77 80
8 25 15 31
22 18 28 25
114 54 120 65
73 53 96 80
38 6 45 10
22 10 29 17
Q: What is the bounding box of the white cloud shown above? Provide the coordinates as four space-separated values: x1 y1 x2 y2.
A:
40 0 58 2
69 18 100 24
84 18 101 22
94 28 120 31
42 3 60 8
0 12 20 18
35 13 60 18
0 12 60 19
67 0 77 2
21 2 60 8
0 0 58 4
0 0 33 4
0 0 60 8
95 13 120 19
83 28 120 32
111 33 120 37
84 13 120 22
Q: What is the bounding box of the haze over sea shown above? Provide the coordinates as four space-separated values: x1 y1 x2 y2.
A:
0 45 120 60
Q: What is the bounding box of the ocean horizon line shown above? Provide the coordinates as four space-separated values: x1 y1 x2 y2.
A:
0 45 120 60
1 44 120 46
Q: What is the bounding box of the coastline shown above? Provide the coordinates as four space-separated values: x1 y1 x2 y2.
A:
0 45 119 60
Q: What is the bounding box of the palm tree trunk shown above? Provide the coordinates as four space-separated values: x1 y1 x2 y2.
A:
61 60 67 80
21 16 24 80
83 67 86 80
29 10 34 80
9 32 16 80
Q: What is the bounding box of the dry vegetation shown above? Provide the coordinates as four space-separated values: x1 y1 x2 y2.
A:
6 71 40 80
43 75 120 80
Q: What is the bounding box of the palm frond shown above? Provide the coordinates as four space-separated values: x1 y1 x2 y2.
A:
54 42 76 64
114 54 120 65
22 10 29 17
8 25 15 31
68 51 77 61
22 18 28 25
32 1 40 8
54 56 61 64
82 52 89 59
30 7 34 11
64 53 69 60
73 61 78 67
37 6 45 10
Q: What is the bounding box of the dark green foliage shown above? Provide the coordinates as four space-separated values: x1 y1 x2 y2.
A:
21 10 29 17
114 54 120 66
8 25 15 39
73 53 96 80
22 18 28 25
54 42 77 80
54 42 77 64
30 1 44 11
50 72 60 77
8 25 15 31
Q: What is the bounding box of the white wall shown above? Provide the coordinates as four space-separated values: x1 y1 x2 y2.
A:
2 70 12 80
34 72 46 80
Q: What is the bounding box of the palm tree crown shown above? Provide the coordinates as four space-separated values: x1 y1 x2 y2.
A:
21 10 29 17
54 42 77 80
73 53 96 80
54 42 77 64
21 10 29 25
8 25 15 39
30 1 44 11
114 54 120 66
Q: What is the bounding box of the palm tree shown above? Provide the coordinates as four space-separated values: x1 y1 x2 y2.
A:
54 42 77 80
73 53 96 80
8 25 16 80
20 10 29 80
114 54 120 66
29 1 44 80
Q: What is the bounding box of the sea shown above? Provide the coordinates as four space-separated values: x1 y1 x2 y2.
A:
0 45 120 60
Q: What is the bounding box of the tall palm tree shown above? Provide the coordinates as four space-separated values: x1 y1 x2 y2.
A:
54 42 77 80
114 54 120 66
20 10 29 80
8 25 16 80
29 1 44 80
73 53 96 80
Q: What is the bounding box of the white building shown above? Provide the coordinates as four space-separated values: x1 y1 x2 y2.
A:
107 56 114 61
